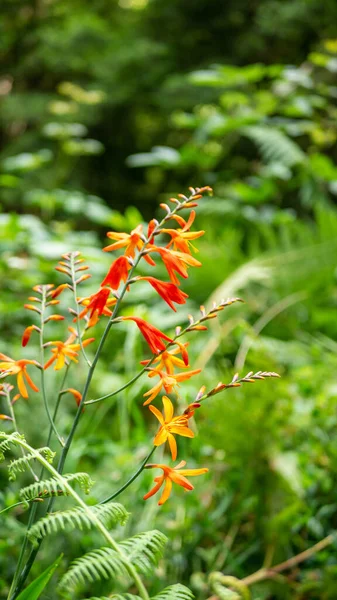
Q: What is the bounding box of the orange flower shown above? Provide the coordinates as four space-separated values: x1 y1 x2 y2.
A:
148 246 201 285
143 368 201 404
77 287 116 327
149 396 195 460
121 316 173 354
140 343 190 372
0 354 40 399
103 224 155 265
137 277 188 311
101 256 131 290
144 460 208 505
44 328 94 370
161 210 204 254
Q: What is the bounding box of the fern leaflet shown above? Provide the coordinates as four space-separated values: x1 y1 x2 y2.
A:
59 547 128 590
0 432 25 460
83 596 142 600
20 472 94 501
28 502 128 545
152 584 195 599
242 125 305 167
119 530 167 575
8 447 56 480
59 530 166 592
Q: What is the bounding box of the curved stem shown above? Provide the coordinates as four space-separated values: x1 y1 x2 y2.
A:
0 501 29 516
85 363 151 405
101 447 156 504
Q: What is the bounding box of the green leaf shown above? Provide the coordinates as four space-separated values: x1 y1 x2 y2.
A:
16 554 63 600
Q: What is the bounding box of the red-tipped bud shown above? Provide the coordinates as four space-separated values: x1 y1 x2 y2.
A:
51 284 71 298
44 315 65 323
64 388 82 406
147 219 158 243
55 266 71 276
76 274 91 284
22 325 40 347
0 414 13 421
24 304 41 314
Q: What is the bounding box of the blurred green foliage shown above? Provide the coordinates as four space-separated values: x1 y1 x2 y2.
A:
2 1 337 599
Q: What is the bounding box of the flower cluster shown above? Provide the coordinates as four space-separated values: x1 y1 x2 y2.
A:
0 186 279 506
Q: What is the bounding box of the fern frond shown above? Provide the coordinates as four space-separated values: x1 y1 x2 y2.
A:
59 547 128 591
84 596 142 600
242 125 305 167
0 432 25 460
60 530 167 592
28 502 128 545
20 472 94 501
119 530 167 575
8 447 56 480
152 584 195 599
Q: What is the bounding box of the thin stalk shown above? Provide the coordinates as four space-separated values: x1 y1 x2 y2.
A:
0 501 30 516
46 366 70 447
85 363 152 405
39 287 64 446
101 447 156 504
69 253 92 367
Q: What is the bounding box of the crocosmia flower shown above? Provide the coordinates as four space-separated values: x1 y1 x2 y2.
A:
103 224 155 265
143 368 201 404
137 277 188 311
144 460 208 505
140 343 190 373
149 396 195 460
77 287 116 327
44 328 94 370
121 316 173 354
161 210 204 254
101 256 131 290
148 247 201 286
0 355 40 399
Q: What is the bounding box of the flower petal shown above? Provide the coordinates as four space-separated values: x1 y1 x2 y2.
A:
158 477 172 505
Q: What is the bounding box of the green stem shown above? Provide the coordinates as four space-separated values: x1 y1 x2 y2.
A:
85 363 151 405
39 287 64 447
101 447 156 504
70 253 92 367
46 366 70 447
0 501 29 516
